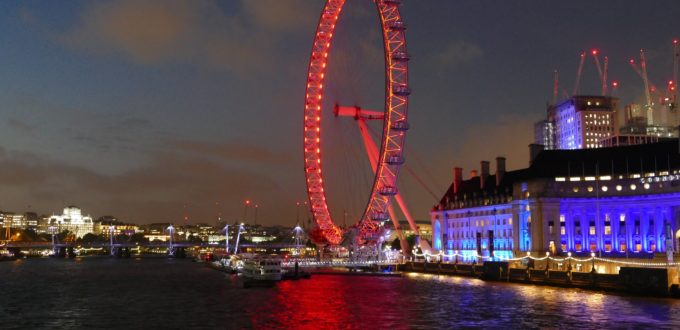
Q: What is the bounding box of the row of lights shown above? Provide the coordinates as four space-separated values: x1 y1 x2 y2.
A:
571 182 653 193
416 250 680 268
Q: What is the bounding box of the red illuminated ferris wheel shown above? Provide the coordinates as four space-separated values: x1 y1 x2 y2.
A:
303 0 410 244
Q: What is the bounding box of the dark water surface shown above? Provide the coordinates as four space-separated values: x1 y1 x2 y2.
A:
1 257 679 329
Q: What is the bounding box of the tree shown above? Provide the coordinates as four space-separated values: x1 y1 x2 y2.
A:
188 235 203 243
129 233 149 243
80 233 104 243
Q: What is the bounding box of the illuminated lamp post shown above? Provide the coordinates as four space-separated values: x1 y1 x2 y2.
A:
294 225 303 256
590 252 596 273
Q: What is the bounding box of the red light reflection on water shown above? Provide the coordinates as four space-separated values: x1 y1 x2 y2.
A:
249 275 413 329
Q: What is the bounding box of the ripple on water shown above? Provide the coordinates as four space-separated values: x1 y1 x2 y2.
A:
1 258 680 329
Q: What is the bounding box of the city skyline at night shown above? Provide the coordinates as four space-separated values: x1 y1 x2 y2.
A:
0 1 679 225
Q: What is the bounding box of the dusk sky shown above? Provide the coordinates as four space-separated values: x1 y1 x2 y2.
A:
0 1 679 226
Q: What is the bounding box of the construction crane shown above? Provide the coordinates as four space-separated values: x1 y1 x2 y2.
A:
572 52 586 96
553 69 559 105
672 39 679 112
602 56 609 96
629 58 660 95
640 49 654 125
590 50 609 96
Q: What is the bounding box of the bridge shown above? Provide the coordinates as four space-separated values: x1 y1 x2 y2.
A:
0 241 306 259
0 241 303 249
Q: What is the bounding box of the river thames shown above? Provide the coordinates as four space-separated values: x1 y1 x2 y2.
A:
1 257 679 329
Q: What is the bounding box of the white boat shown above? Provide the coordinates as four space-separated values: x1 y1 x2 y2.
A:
241 256 283 281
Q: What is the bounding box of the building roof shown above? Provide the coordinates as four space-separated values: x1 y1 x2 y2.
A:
529 139 680 177
438 140 680 207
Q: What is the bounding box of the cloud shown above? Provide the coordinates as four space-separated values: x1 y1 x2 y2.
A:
433 40 484 68
239 0 316 32
0 146 280 222
53 1 267 74
172 139 291 164
6 118 34 133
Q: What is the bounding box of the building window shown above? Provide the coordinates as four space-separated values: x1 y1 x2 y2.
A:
575 225 581 235
604 225 611 235
605 243 612 252
589 243 597 252
620 242 627 252
589 226 596 236
575 243 582 251
560 226 566 235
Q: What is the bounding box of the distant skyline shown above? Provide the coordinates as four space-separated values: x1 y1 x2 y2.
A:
0 1 679 225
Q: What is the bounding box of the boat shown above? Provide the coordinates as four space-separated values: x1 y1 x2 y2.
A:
241 255 282 286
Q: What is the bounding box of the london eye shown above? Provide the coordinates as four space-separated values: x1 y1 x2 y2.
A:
303 0 410 245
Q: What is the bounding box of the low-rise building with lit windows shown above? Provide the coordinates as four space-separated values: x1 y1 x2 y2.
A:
431 140 680 264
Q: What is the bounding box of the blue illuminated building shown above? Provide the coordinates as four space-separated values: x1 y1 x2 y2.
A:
431 140 680 263
553 95 618 149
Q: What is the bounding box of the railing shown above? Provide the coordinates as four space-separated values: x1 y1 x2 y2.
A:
282 260 402 268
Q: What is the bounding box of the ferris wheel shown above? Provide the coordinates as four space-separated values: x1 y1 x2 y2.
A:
303 0 410 244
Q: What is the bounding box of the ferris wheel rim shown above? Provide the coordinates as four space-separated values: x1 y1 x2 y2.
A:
303 0 409 245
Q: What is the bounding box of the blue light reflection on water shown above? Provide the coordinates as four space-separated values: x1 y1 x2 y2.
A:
1 258 679 329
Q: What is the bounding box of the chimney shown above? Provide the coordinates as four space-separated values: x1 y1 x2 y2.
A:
470 170 478 178
480 161 490 189
453 167 463 194
529 143 545 165
496 156 506 186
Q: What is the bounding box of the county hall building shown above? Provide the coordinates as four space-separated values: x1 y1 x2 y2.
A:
430 140 680 264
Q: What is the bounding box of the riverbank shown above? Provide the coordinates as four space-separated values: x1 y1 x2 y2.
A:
404 261 680 298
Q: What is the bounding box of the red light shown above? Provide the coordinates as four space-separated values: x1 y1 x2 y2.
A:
674 39 679 45
246 200 251 204
591 50 598 55
669 81 674 85
612 81 618 87
629 59 635 64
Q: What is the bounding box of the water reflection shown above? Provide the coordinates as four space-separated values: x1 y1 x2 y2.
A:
1 258 679 329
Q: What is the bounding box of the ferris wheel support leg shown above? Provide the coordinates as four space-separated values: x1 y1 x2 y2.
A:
358 119 409 255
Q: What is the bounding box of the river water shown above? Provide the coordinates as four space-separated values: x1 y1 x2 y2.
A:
1 257 679 329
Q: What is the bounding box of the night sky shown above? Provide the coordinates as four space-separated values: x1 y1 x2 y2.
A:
0 1 679 226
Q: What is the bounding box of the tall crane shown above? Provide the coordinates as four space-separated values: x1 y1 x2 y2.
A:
590 50 609 96
553 69 559 105
572 52 586 96
672 39 679 112
640 49 654 125
602 56 609 96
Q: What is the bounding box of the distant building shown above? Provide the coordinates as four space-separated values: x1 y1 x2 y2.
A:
384 220 433 243
619 103 677 139
47 206 94 238
431 141 680 266
94 216 140 237
534 119 555 150
554 96 617 149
